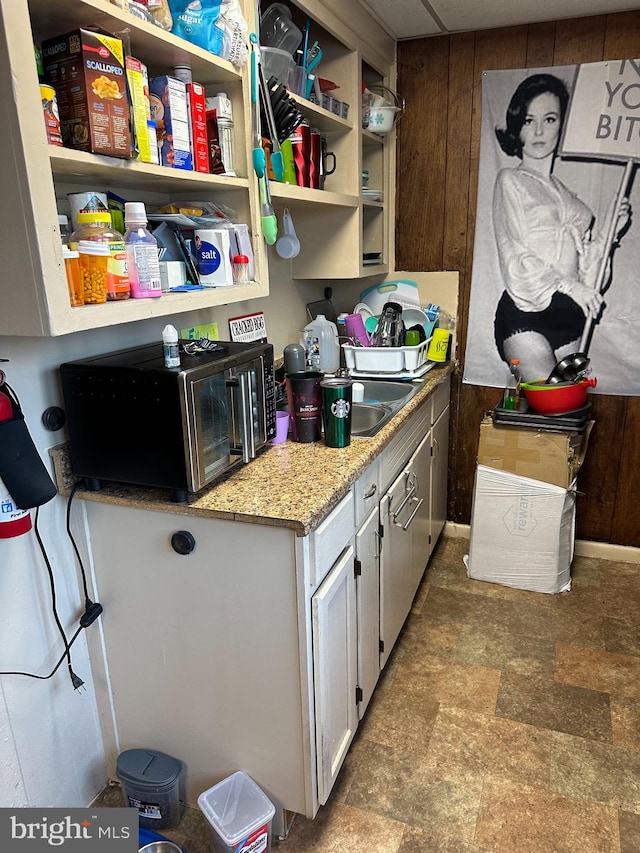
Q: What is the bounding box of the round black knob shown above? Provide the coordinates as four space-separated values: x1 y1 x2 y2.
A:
171 530 196 555
42 406 66 431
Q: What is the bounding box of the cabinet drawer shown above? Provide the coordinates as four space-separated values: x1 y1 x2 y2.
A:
309 491 354 587
354 458 380 530
378 403 431 493
431 375 451 424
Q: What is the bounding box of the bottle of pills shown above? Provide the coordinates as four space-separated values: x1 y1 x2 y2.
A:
62 245 83 307
77 241 109 304
70 211 130 300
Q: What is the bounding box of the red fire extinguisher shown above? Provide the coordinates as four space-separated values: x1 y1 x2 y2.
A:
0 383 32 538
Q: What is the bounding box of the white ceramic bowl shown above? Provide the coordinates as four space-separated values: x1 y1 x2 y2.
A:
402 307 430 331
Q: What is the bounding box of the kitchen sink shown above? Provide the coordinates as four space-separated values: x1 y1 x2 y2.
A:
351 403 390 436
356 379 420 407
351 379 421 438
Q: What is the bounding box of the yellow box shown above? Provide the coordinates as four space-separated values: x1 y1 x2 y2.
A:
126 56 151 163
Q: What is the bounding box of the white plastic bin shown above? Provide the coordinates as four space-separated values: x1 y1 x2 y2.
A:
342 339 429 374
198 771 275 853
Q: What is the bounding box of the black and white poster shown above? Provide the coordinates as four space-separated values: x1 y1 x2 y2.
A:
464 60 640 394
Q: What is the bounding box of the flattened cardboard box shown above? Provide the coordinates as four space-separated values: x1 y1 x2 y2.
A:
465 465 574 594
477 416 593 489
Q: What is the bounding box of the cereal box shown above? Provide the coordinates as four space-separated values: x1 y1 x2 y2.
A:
149 76 192 170
41 29 131 159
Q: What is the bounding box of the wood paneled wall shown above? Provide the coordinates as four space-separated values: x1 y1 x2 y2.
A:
397 11 640 547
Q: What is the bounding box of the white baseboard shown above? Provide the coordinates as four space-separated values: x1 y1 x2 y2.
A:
443 521 640 564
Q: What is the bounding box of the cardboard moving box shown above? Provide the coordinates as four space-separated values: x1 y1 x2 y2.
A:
465 465 574 594
477 416 592 489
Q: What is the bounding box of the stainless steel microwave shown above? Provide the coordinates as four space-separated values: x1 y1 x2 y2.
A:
60 340 276 502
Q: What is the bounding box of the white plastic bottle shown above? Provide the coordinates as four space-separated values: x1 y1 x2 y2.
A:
162 324 180 368
124 201 162 298
300 314 340 373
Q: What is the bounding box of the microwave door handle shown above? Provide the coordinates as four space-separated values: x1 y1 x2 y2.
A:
238 371 256 462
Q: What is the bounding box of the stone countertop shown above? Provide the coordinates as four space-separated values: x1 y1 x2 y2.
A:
50 364 453 537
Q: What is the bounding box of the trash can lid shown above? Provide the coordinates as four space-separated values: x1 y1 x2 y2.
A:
116 749 182 788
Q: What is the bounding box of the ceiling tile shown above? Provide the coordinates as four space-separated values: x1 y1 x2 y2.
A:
358 0 640 40
360 0 443 39
430 0 639 33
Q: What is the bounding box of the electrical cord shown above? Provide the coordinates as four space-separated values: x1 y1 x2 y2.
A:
0 481 103 690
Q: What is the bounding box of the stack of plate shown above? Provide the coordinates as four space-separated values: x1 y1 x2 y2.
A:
362 188 383 202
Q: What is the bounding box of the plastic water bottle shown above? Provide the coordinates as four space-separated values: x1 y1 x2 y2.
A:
124 202 162 298
503 358 521 410
300 314 340 373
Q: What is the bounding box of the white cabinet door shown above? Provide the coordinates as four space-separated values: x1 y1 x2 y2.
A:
430 404 450 548
379 464 413 668
312 544 357 805
355 506 380 718
409 430 433 581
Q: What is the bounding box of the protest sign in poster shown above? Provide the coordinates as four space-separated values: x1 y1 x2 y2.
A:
464 61 640 395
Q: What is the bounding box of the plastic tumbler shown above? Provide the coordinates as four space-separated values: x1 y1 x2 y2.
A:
286 371 323 442
427 328 451 362
272 410 290 444
344 313 370 347
321 378 352 448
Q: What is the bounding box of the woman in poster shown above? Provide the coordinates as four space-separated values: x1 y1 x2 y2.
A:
493 73 630 381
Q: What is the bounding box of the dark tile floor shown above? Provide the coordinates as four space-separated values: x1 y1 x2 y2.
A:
95 536 640 852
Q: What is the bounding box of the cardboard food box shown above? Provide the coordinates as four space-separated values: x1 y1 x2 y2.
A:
42 29 131 158
186 82 209 174
149 75 192 170
125 56 151 163
465 465 574 594
477 416 593 489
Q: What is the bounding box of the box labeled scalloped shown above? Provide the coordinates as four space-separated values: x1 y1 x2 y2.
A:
42 29 131 158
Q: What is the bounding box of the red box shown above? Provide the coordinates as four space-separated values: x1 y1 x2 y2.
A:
187 82 209 174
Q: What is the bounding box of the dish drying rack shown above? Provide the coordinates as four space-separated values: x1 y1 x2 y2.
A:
342 338 434 379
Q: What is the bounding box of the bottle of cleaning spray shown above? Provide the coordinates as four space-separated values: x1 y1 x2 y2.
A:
162 324 180 368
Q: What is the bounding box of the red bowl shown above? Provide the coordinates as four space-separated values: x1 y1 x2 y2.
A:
521 378 597 414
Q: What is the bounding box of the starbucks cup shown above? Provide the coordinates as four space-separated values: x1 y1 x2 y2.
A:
321 378 352 448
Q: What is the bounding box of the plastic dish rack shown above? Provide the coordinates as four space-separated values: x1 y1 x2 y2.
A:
343 339 430 375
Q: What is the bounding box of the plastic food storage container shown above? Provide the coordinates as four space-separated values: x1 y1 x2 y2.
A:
260 47 295 88
260 3 303 55
116 748 184 830
198 771 275 853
